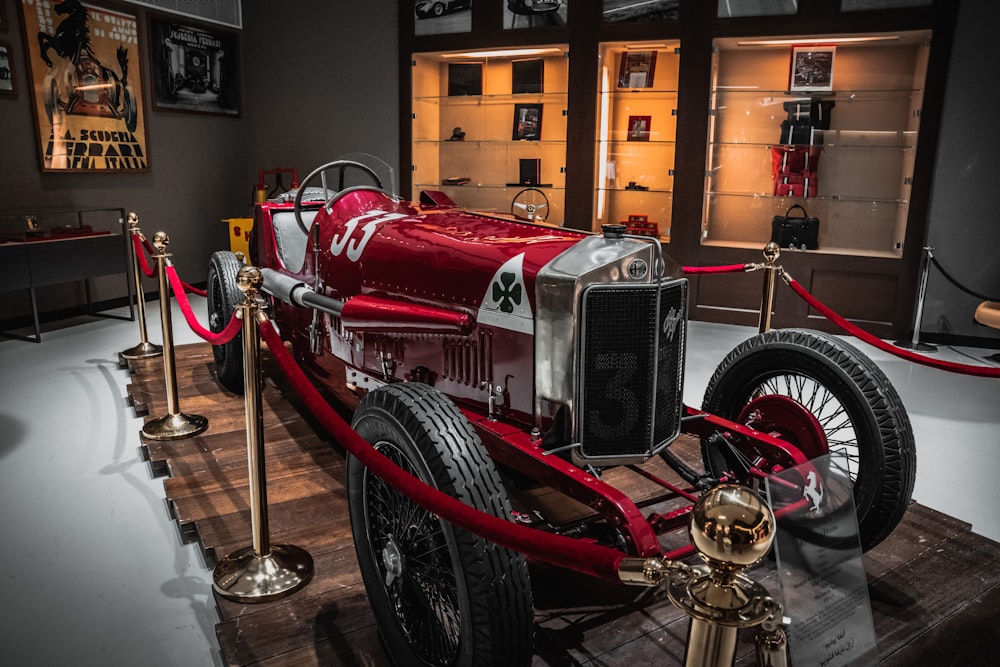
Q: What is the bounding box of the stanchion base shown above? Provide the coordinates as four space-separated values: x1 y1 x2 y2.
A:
121 341 163 360
894 340 937 352
213 544 314 602
141 412 209 440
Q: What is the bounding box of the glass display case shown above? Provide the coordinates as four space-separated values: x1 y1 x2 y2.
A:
411 46 569 226
702 31 930 258
593 40 680 242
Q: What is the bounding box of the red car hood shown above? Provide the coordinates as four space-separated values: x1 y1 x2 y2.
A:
317 189 586 333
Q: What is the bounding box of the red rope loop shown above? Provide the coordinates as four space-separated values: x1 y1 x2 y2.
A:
131 233 156 278
682 263 752 275
258 319 628 582
181 280 207 297
786 278 1000 378
166 266 242 345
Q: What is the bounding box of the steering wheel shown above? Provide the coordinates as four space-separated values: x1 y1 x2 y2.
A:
511 188 550 222
293 159 384 234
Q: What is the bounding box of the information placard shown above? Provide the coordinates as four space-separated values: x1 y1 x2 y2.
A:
765 456 878 666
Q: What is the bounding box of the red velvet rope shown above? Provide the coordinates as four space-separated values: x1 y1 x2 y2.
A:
682 263 751 275
258 320 629 581
181 280 207 297
166 265 243 345
787 278 1000 378
131 233 156 278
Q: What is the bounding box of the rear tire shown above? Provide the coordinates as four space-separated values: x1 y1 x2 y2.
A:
702 328 916 552
348 383 533 666
207 251 244 394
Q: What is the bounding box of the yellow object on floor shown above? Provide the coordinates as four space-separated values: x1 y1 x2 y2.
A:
223 217 254 262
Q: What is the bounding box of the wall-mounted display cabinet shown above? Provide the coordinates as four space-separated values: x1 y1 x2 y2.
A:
703 32 930 258
411 47 569 226
399 1 956 337
594 41 680 242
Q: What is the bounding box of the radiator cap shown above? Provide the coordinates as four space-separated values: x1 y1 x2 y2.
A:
602 223 627 239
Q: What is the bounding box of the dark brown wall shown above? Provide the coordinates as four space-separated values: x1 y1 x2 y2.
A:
239 2 400 196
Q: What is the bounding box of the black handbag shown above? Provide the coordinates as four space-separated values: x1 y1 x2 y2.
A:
771 204 820 250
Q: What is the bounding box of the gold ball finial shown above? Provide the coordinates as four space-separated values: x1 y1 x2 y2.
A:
763 241 780 264
152 231 170 252
127 212 139 229
689 484 774 576
236 265 263 294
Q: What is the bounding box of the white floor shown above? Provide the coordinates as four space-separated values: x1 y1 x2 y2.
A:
1 298 998 666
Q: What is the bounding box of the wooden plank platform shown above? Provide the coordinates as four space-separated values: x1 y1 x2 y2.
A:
126 343 1000 666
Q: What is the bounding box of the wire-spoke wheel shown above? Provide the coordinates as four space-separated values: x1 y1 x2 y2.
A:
347 383 533 666
702 328 916 552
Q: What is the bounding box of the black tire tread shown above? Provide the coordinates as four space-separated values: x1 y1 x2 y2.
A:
349 382 533 666
207 251 244 394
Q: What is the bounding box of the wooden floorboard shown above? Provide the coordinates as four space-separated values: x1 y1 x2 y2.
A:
127 342 1000 666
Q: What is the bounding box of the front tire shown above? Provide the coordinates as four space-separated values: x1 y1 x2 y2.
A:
348 383 533 666
702 328 915 552
207 251 244 394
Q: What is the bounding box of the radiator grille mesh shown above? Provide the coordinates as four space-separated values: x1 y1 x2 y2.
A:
579 280 686 458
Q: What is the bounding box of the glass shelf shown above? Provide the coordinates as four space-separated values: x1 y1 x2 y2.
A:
411 46 570 225
702 31 930 258
594 39 681 240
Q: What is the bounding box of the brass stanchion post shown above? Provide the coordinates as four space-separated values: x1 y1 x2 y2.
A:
619 484 789 667
121 212 163 360
758 242 781 333
141 232 209 440
213 266 313 602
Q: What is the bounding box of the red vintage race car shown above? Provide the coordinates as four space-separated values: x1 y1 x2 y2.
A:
207 158 915 666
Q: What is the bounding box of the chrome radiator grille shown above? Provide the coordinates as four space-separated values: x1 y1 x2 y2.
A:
578 279 687 459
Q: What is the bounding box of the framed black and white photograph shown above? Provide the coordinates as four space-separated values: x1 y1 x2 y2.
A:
602 0 679 23
149 16 240 116
0 42 15 96
505 0 566 29
512 103 542 141
790 45 835 93
512 58 544 94
20 0 149 172
618 50 658 88
447 62 483 96
414 0 473 36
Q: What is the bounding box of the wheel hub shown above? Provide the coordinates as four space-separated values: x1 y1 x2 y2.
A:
738 394 829 461
381 535 405 587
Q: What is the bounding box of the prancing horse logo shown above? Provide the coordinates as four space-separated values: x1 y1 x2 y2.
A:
662 306 681 341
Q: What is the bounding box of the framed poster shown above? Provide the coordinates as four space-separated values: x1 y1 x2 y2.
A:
148 16 240 116
0 42 15 95
618 50 657 88
20 0 148 172
512 103 542 141
790 45 835 93
627 115 651 141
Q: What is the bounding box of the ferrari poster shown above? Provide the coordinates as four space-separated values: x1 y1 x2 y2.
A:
21 0 149 172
